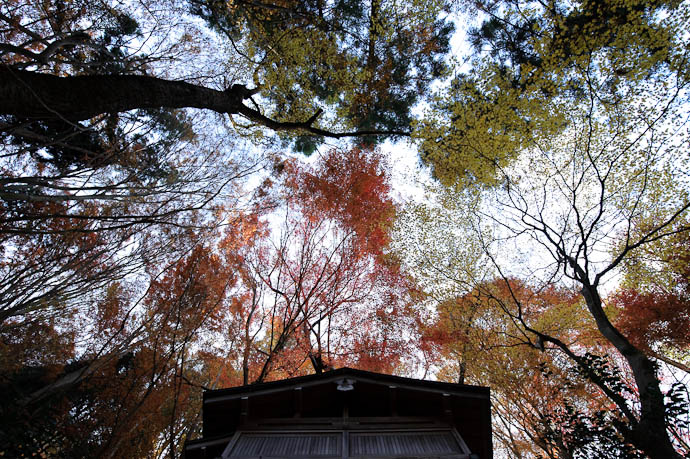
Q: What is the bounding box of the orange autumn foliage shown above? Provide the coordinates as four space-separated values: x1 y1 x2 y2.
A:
285 147 395 256
610 289 690 351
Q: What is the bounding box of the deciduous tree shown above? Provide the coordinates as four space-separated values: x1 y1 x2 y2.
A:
229 147 412 383
416 0 690 456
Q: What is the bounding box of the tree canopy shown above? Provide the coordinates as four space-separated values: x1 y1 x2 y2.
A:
1 0 452 155
2 0 690 458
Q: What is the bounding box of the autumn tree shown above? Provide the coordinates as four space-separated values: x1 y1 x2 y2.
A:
0 0 449 357
605 221 690 378
400 235 625 458
450 280 646 459
0 0 264 330
7 0 690 457
413 0 690 456
224 147 412 383
461 95 689 457
0 243 234 457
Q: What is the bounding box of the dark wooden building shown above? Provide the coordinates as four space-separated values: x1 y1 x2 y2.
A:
184 367 492 459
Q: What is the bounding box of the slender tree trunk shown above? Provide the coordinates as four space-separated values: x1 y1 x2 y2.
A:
242 337 250 386
457 359 466 385
580 283 680 459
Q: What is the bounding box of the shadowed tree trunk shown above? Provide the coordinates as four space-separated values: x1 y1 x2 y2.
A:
0 66 409 140
1 66 245 120
578 281 679 458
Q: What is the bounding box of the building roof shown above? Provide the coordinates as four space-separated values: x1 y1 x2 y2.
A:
185 367 492 459
204 367 489 402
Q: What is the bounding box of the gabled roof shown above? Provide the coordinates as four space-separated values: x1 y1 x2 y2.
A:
204 367 489 404
186 368 493 459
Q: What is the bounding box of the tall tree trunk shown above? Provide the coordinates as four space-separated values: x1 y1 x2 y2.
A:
242 339 250 386
0 65 245 120
457 359 466 385
0 66 409 139
580 283 680 458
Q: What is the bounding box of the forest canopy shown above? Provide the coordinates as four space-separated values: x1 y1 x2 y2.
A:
1 0 689 458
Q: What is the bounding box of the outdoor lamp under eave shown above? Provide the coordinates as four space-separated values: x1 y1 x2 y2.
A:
336 378 355 391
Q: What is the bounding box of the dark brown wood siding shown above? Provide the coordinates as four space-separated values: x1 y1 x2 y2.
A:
349 431 462 456
229 433 340 457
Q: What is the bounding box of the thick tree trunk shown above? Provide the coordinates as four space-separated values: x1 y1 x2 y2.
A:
0 65 410 139
0 65 242 121
580 284 680 459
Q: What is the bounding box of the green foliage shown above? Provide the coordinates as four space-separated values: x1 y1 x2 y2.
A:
537 402 645 459
291 135 323 156
417 0 690 187
392 181 488 300
414 68 564 187
192 0 453 138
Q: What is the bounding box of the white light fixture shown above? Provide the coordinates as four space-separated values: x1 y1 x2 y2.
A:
336 378 355 391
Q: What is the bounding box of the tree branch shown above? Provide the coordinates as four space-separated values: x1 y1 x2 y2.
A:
0 66 410 140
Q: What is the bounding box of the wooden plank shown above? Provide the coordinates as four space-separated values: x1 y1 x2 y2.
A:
294 387 303 418
351 455 470 459
349 431 463 457
342 430 349 459
450 428 471 455
239 424 449 432
223 428 473 458
240 396 249 425
227 432 340 457
221 431 242 459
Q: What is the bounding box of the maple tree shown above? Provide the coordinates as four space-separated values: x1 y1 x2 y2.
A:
461 118 689 457
0 243 233 457
443 131 690 457
608 225 690 373
415 276 633 458
224 147 412 383
0 0 447 347
0 137 415 457
393 183 657 457
610 289 690 367
0 1 449 419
